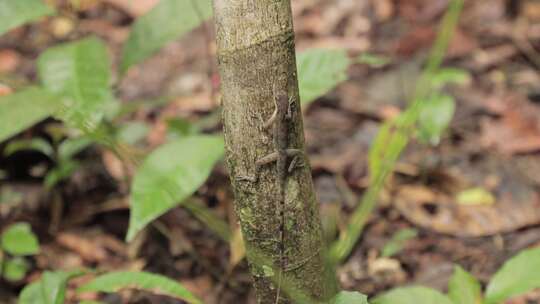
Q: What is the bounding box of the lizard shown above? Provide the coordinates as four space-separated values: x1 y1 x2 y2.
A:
238 88 303 303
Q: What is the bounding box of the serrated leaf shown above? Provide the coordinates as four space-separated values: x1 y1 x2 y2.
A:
485 247 540 304
456 187 495 206
372 286 453 304
297 48 350 105
417 94 455 146
4 138 54 158
332 291 369 304
41 270 84 304
121 0 212 73
37 37 112 132
0 87 60 144
126 135 224 241
3 257 29 281
0 0 54 36
448 265 482 304
78 271 202 304
1 222 39 256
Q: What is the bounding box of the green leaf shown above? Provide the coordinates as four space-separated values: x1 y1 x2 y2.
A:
3 257 29 281
381 228 418 258
448 266 482 304
430 67 471 89
372 286 453 304
1 222 39 256
44 160 80 189
0 0 54 36
332 291 369 304
0 87 60 144
57 137 92 161
456 187 495 206
41 270 84 304
485 247 540 304
121 0 212 73
297 48 350 105
368 115 408 180
117 121 150 145
4 138 54 158
19 281 45 304
18 271 83 304
167 118 199 138
37 37 113 132
417 94 455 146
357 53 391 67
127 135 224 241
78 271 203 304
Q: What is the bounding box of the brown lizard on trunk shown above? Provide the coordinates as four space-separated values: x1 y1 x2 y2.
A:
238 88 303 303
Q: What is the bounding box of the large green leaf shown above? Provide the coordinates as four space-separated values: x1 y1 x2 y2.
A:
37 37 112 132
126 135 224 241
448 266 482 304
485 247 540 304
121 0 212 73
0 0 54 36
42 271 84 304
372 286 453 304
18 270 83 304
1 222 39 256
19 281 45 304
332 291 369 304
78 271 202 304
297 48 350 105
0 87 60 144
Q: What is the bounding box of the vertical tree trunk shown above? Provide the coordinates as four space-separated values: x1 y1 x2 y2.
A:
212 0 331 303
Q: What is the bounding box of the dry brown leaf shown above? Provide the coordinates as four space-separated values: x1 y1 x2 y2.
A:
372 0 395 22
180 275 214 303
103 0 159 17
480 95 540 155
0 49 20 73
229 226 245 270
56 232 108 263
395 184 540 237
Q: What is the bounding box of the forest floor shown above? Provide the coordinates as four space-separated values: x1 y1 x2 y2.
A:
2 0 540 303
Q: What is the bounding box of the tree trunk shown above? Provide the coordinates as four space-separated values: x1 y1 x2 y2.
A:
212 0 331 303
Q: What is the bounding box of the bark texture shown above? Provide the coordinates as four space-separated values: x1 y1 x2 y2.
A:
212 0 329 303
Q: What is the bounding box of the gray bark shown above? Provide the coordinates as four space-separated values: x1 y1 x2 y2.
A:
212 0 331 303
